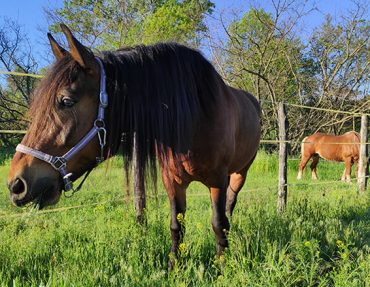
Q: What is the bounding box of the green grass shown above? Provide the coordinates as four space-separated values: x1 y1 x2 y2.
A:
0 151 369 286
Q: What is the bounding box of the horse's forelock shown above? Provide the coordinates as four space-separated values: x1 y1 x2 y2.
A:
24 56 81 147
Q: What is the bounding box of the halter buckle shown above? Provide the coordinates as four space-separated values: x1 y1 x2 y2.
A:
51 157 67 171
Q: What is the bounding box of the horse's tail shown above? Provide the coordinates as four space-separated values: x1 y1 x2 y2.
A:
344 131 360 140
346 131 361 160
351 131 361 143
301 136 309 156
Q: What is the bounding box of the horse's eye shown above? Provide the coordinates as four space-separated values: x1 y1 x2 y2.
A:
60 97 75 108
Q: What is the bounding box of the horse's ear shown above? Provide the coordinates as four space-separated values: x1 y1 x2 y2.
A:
60 24 98 73
47 33 67 60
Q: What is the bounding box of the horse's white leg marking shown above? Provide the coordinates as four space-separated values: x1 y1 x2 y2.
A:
297 170 303 180
297 137 309 180
312 171 318 180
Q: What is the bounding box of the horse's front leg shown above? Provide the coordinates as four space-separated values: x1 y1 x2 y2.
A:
162 173 188 269
210 178 230 256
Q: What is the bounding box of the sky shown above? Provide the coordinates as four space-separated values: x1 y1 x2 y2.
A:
0 0 362 70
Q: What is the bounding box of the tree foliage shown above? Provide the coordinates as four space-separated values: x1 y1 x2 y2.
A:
46 0 214 49
216 0 369 152
219 5 308 147
0 19 39 146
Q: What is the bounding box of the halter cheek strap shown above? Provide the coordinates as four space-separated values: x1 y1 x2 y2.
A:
16 57 108 193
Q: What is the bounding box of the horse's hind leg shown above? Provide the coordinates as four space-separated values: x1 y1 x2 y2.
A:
226 167 248 217
210 177 230 256
310 154 320 180
162 173 188 269
297 154 312 180
226 153 257 217
342 158 353 183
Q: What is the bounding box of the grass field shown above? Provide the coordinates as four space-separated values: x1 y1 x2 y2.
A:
0 151 369 286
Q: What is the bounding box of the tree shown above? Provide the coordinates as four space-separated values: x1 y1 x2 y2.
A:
217 1 313 148
214 0 369 152
45 0 214 49
305 2 370 135
0 18 39 146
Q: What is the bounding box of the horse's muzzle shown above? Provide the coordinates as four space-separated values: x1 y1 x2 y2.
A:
8 176 61 209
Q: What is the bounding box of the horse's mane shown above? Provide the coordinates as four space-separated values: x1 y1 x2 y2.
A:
100 43 225 178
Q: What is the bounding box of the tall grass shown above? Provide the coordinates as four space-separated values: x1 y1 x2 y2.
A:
0 151 369 286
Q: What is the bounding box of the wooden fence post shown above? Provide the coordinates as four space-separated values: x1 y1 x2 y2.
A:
277 102 288 213
357 115 368 192
133 133 146 224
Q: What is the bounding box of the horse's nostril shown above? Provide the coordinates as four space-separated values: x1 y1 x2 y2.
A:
10 178 26 195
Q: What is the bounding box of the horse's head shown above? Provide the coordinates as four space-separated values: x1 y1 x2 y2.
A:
7 25 105 208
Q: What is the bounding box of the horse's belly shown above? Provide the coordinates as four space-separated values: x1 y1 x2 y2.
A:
317 149 343 162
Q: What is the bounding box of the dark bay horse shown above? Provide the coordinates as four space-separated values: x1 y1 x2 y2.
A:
7 25 261 265
297 131 360 182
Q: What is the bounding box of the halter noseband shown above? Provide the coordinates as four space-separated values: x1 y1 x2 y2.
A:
16 57 108 193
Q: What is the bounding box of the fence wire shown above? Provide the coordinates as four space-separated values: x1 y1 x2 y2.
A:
0 175 368 221
0 70 43 78
0 71 369 221
260 99 370 117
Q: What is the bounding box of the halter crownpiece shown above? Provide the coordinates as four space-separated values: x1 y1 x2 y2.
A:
16 57 108 193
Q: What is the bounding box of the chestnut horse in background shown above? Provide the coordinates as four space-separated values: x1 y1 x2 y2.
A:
297 131 360 182
7 25 261 267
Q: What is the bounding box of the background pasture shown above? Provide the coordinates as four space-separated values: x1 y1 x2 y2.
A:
0 150 369 286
